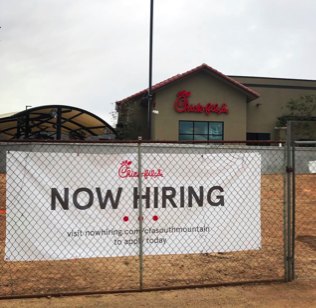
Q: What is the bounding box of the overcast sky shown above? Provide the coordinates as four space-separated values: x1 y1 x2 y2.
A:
1 0 316 125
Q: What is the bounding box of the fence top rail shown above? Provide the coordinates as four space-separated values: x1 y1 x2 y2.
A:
294 141 316 145
0 139 285 145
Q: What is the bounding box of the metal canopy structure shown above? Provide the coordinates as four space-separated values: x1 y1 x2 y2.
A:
0 105 116 140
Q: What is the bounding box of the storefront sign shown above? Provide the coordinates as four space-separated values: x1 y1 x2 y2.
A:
6 152 261 261
175 90 229 115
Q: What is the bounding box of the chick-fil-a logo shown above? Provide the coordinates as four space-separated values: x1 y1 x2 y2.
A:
118 160 164 179
174 90 229 115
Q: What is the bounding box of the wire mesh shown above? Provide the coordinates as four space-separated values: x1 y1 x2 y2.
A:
293 141 316 279
140 143 286 288
0 140 287 296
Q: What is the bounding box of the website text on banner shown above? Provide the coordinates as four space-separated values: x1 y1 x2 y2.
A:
5 152 262 261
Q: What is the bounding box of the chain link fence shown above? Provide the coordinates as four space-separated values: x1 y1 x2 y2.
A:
292 141 316 280
0 140 287 297
284 120 316 280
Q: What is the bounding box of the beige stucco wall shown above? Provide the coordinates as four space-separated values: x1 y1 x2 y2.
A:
117 73 316 141
232 76 316 140
151 71 248 141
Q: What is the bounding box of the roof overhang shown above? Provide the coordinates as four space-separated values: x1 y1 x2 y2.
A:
116 63 260 105
0 105 116 140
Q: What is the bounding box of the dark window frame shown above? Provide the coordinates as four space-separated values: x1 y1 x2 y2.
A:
179 121 224 141
246 132 271 146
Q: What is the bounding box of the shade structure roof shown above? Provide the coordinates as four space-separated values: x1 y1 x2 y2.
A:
0 105 116 140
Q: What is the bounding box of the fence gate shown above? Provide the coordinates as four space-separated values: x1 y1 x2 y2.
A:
0 140 288 297
292 141 316 280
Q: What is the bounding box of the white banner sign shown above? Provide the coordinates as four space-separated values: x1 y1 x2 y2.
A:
309 161 316 173
6 151 261 261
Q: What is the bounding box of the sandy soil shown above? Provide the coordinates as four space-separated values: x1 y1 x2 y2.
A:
294 174 316 279
1 280 316 308
0 173 315 297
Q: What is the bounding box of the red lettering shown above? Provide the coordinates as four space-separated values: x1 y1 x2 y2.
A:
156 169 163 177
205 103 212 115
174 90 191 112
174 96 186 112
118 166 139 178
198 104 204 112
120 162 164 180
174 90 229 115
142 169 164 179
218 103 229 114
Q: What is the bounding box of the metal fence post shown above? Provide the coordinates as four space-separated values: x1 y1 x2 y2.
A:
138 137 144 289
283 141 289 282
286 121 293 281
292 141 296 280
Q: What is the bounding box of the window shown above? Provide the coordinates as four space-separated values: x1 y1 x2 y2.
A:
179 121 223 141
246 132 270 146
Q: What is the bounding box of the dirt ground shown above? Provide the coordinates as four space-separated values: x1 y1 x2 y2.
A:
0 173 315 297
2 279 316 308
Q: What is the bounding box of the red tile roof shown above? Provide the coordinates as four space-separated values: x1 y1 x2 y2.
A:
116 63 260 104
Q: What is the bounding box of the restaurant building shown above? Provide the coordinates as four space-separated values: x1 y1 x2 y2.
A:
115 64 316 141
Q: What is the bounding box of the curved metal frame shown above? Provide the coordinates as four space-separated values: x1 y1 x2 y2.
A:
0 105 116 140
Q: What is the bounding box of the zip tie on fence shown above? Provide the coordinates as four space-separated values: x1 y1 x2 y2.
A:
77 147 80 156
0 210 6 214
